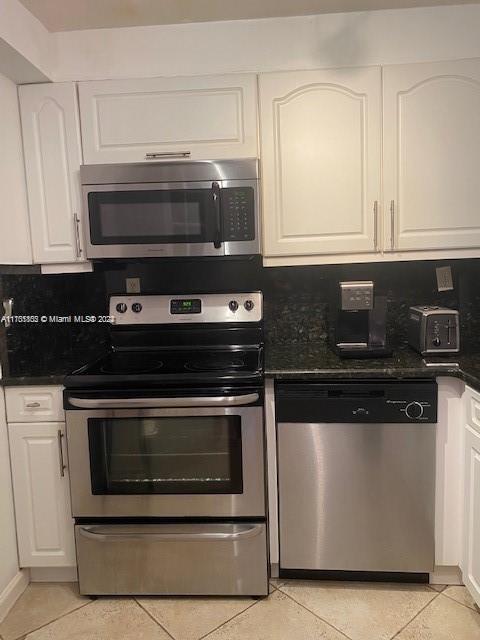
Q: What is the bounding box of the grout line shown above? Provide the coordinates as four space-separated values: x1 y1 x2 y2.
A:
134 600 176 640
439 591 480 614
10 600 94 640
277 588 353 640
198 598 262 640
426 584 447 593
389 591 442 639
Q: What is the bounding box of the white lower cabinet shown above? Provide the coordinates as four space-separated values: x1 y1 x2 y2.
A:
8 422 76 568
463 386 480 606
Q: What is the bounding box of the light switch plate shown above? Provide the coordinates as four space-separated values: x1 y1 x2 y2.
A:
436 266 453 292
126 278 141 293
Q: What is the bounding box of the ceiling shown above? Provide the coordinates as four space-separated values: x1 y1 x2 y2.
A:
19 0 480 32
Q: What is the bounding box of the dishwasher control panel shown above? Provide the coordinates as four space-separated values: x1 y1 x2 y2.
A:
275 380 437 423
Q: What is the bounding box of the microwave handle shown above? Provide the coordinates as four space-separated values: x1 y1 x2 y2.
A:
212 181 222 249
67 393 259 409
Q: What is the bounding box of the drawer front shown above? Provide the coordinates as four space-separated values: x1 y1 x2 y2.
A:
75 522 268 596
5 386 64 422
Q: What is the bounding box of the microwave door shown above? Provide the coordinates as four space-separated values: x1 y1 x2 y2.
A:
83 181 226 259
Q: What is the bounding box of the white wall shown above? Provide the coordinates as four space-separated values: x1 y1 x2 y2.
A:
0 72 32 264
52 4 480 82
0 390 19 594
0 0 52 82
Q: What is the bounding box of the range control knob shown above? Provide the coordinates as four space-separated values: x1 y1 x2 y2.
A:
432 337 441 347
115 303 127 314
229 300 239 312
244 300 255 311
405 401 424 420
131 302 143 313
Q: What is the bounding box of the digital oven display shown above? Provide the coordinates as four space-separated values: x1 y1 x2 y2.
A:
170 299 202 314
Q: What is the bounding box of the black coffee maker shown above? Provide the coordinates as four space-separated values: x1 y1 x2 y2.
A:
332 281 391 358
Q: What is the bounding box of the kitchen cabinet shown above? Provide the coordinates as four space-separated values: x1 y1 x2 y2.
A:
8 421 75 568
383 58 480 252
19 82 86 265
462 385 480 607
259 66 381 258
78 74 258 164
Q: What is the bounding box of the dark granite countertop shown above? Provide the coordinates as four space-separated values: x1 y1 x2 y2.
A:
265 343 480 392
0 374 66 387
2 345 480 392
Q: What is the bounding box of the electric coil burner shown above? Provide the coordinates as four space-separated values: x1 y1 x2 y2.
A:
63 292 268 597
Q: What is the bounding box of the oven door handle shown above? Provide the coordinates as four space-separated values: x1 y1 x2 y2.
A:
78 524 263 542
68 393 259 409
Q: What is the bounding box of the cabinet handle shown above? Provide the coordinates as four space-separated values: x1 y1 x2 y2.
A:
373 201 379 251
25 401 41 408
73 213 82 259
390 200 395 251
145 152 191 160
57 430 66 477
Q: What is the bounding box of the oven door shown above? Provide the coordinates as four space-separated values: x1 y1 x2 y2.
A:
66 396 265 518
83 181 224 259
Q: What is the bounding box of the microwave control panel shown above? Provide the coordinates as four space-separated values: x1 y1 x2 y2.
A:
222 187 255 241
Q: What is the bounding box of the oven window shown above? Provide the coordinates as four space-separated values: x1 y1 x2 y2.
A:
88 416 243 495
88 189 216 245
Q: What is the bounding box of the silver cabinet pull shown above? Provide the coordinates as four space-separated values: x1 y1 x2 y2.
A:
68 393 259 409
2 298 13 328
145 152 191 160
26 401 41 408
373 201 379 251
57 430 66 477
390 200 395 251
73 213 82 258
78 523 263 542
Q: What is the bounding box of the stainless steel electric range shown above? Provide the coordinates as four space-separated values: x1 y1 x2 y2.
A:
63 292 268 597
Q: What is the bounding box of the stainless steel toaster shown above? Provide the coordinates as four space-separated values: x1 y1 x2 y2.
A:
408 306 460 355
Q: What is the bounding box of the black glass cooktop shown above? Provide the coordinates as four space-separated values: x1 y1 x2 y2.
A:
64 347 263 388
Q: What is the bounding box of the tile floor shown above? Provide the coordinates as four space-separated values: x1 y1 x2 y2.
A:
0 580 479 640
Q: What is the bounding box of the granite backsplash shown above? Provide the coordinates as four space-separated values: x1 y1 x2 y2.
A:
1 256 479 378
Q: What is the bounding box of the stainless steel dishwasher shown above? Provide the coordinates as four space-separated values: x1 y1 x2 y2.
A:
276 380 437 579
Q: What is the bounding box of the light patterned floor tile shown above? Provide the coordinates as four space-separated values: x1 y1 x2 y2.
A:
279 580 437 640
204 589 347 640
427 584 447 592
137 595 255 640
0 583 88 640
24 598 170 640
396 592 480 639
442 585 478 611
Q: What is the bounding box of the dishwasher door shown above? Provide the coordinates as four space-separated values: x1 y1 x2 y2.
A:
278 421 436 572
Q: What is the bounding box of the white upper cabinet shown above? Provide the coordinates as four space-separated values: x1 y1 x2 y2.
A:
78 74 258 164
259 66 382 258
0 73 32 265
19 82 86 264
383 58 480 252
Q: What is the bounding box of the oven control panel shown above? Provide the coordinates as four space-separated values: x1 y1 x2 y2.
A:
110 292 263 324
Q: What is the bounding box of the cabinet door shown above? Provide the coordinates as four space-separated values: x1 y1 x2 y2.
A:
19 83 85 264
8 422 76 567
463 424 480 607
384 59 480 251
78 74 258 164
259 66 381 258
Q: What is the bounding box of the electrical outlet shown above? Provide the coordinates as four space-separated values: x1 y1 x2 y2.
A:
436 266 453 292
126 278 141 294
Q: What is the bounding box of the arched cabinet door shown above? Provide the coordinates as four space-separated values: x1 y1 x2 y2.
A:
259 66 381 258
384 58 480 252
19 83 86 264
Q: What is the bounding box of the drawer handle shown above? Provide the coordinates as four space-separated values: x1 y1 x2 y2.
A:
78 524 263 542
25 402 41 408
57 430 66 477
145 151 191 160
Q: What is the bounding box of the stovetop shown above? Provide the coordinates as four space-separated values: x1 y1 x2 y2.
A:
64 292 264 389
64 346 263 389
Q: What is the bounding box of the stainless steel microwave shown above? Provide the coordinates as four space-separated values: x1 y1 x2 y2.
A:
80 159 261 259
